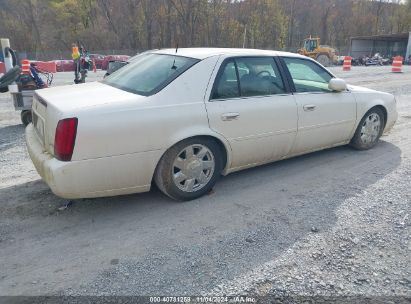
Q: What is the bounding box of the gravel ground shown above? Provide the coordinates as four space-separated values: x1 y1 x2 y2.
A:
0 66 410 301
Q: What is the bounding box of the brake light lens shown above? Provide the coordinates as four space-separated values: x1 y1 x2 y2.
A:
54 118 78 161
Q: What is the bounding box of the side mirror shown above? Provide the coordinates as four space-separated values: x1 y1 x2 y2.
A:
329 78 347 92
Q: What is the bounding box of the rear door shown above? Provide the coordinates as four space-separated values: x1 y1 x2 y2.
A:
280 57 357 155
205 56 297 171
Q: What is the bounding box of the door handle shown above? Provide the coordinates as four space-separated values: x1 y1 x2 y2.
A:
221 112 240 121
303 104 317 111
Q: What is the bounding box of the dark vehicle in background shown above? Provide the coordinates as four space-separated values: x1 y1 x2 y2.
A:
89 54 105 69
103 53 147 77
101 55 130 70
104 60 129 78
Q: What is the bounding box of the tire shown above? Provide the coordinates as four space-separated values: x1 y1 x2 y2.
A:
350 107 385 150
316 54 331 67
21 110 32 126
154 138 224 201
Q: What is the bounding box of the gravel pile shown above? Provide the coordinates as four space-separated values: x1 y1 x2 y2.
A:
208 163 411 298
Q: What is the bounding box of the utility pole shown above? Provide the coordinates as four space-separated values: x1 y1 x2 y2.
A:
242 25 247 48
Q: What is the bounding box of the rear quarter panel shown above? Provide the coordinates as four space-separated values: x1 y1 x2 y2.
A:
71 55 225 163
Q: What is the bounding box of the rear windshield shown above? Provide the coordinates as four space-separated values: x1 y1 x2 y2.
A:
103 53 199 96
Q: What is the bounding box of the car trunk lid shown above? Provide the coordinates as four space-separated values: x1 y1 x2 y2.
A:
36 81 141 112
33 82 144 156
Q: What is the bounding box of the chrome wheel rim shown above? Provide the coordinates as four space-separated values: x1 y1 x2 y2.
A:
172 144 215 193
360 113 381 145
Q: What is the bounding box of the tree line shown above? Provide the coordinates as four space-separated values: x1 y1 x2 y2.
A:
1 0 411 59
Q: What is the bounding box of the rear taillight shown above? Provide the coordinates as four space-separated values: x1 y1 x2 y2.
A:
54 118 78 161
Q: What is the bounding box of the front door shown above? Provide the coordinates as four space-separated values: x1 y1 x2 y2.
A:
281 57 357 155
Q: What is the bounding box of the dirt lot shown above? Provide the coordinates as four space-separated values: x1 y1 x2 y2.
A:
0 66 410 299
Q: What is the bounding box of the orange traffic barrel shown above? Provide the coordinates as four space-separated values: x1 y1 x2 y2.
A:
343 56 352 71
21 59 30 74
392 56 403 73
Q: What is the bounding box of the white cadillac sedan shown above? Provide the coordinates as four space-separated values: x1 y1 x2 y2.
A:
26 48 397 201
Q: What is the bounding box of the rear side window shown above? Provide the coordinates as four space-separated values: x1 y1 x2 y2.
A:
212 61 240 99
211 57 286 100
283 57 332 93
103 53 199 96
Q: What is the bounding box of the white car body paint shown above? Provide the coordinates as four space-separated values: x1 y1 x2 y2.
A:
25 48 398 199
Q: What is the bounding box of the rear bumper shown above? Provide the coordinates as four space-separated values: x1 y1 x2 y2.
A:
26 124 162 199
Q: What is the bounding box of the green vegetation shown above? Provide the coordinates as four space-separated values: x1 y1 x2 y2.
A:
1 0 411 56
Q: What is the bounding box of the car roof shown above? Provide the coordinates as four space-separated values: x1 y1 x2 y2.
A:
151 48 305 60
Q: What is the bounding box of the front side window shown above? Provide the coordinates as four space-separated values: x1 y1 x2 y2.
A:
212 57 286 100
103 53 199 96
283 57 333 93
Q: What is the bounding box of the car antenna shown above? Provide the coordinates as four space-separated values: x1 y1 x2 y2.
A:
171 43 178 70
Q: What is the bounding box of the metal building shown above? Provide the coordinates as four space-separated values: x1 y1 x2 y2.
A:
349 32 411 59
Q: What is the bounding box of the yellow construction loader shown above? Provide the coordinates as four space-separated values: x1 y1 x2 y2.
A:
297 37 338 67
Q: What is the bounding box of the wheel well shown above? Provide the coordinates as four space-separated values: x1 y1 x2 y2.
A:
152 135 229 184
371 105 388 128
182 135 228 170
